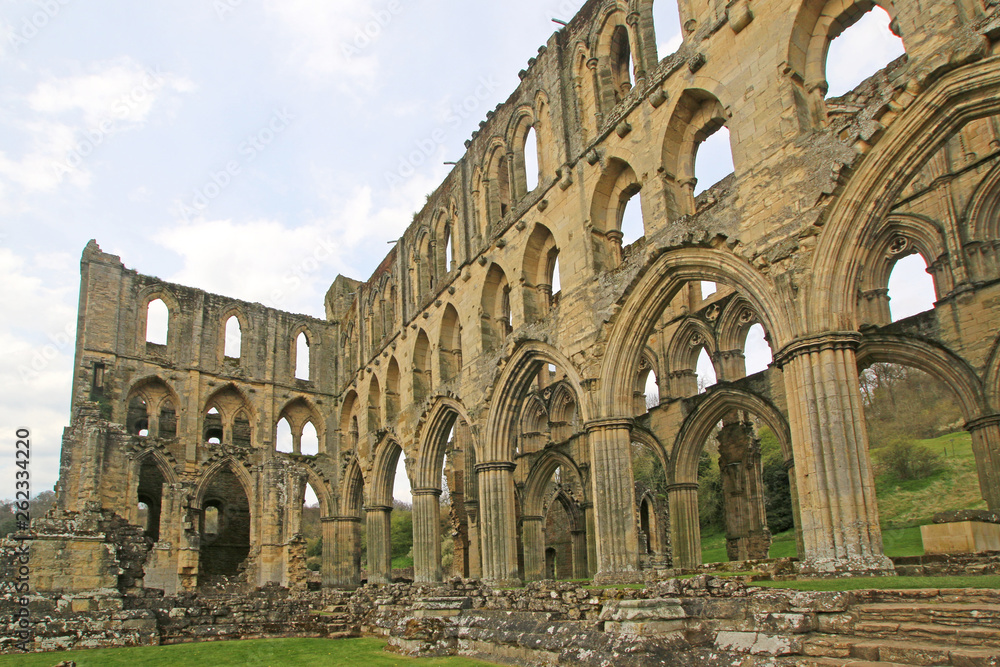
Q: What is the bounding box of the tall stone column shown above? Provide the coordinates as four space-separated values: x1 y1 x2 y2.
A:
465 501 482 578
785 459 806 558
776 333 892 574
668 482 701 569
476 462 520 585
717 418 771 561
966 415 1000 511
586 419 641 582
412 488 443 583
366 505 393 585
326 516 361 589
521 515 545 581
571 529 589 579
582 501 597 577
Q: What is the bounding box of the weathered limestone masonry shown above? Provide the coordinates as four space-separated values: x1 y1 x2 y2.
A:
18 0 1000 643
4 576 1000 664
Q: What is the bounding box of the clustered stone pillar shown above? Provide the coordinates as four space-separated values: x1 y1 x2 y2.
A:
476 461 520 585
668 482 700 569
327 516 361 589
586 419 641 582
464 501 482 579
571 529 589 579
776 333 892 574
784 458 806 558
717 417 771 561
366 505 393 585
582 501 598 578
412 487 443 583
521 515 545 581
966 415 1000 511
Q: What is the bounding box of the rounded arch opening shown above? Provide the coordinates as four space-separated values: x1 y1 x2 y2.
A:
198 463 252 579
300 422 319 456
887 253 936 322
693 126 734 196
295 331 311 381
652 0 684 57
825 5 904 99
276 418 294 453
146 298 169 346
224 316 241 359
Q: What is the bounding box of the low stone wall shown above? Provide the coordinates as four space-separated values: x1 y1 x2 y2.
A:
4 575 1000 665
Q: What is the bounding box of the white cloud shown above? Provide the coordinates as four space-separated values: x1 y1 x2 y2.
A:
262 0 392 86
0 249 77 500
156 165 440 317
0 58 193 193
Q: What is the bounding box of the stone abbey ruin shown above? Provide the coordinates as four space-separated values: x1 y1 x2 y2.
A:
10 0 1000 661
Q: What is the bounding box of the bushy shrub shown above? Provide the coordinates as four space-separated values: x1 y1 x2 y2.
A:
876 437 944 481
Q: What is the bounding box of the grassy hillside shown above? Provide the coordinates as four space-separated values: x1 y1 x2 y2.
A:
700 431 986 564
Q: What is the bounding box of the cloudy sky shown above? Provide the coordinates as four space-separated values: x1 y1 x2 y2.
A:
0 0 912 502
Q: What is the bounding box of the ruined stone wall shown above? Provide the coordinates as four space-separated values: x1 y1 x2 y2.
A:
47 0 1000 591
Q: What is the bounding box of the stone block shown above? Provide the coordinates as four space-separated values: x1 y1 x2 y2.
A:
921 522 1000 555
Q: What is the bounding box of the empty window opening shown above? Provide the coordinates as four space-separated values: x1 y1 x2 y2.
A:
137 459 165 541
696 348 717 393
204 505 220 535
611 24 633 99
198 467 250 576
137 501 150 532
393 453 411 505
653 0 684 57
295 332 310 380
301 421 319 456
444 227 454 270
693 126 734 196
547 363 557 375
304 484 319 509
701 281 717 299
91 362 105 396
743 323 773 375
524 126 539 192
224 316 241 359
550 256 561 295
645 368 660 409
159 401 177 438
619 191 644 247
497 154 512 218
146 299 169 345
276 418 293 453
205 407 223 444
888 253 936 322
232 410 252 447
127 396 148 436
825 7 904 99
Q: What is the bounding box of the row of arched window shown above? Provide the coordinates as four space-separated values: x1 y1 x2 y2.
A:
142 299 313 381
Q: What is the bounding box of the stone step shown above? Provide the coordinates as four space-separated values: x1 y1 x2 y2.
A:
800 659 919 667
853 603 1000 625
804 634 1000 666
848 620 1000 648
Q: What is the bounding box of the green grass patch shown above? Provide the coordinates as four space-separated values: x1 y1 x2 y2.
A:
696 432 985 565
391 555 414 569
0 637 499 667
754 575 1000 592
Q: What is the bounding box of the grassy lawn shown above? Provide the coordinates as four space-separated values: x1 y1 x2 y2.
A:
754 575 1000 592
0 638 499 667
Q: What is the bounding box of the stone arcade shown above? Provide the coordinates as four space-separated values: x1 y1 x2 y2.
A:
29 0 1000 605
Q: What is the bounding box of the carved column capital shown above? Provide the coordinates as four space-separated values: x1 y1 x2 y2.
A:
773 331 862 368
474 461 516 473
966 414 1000 432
